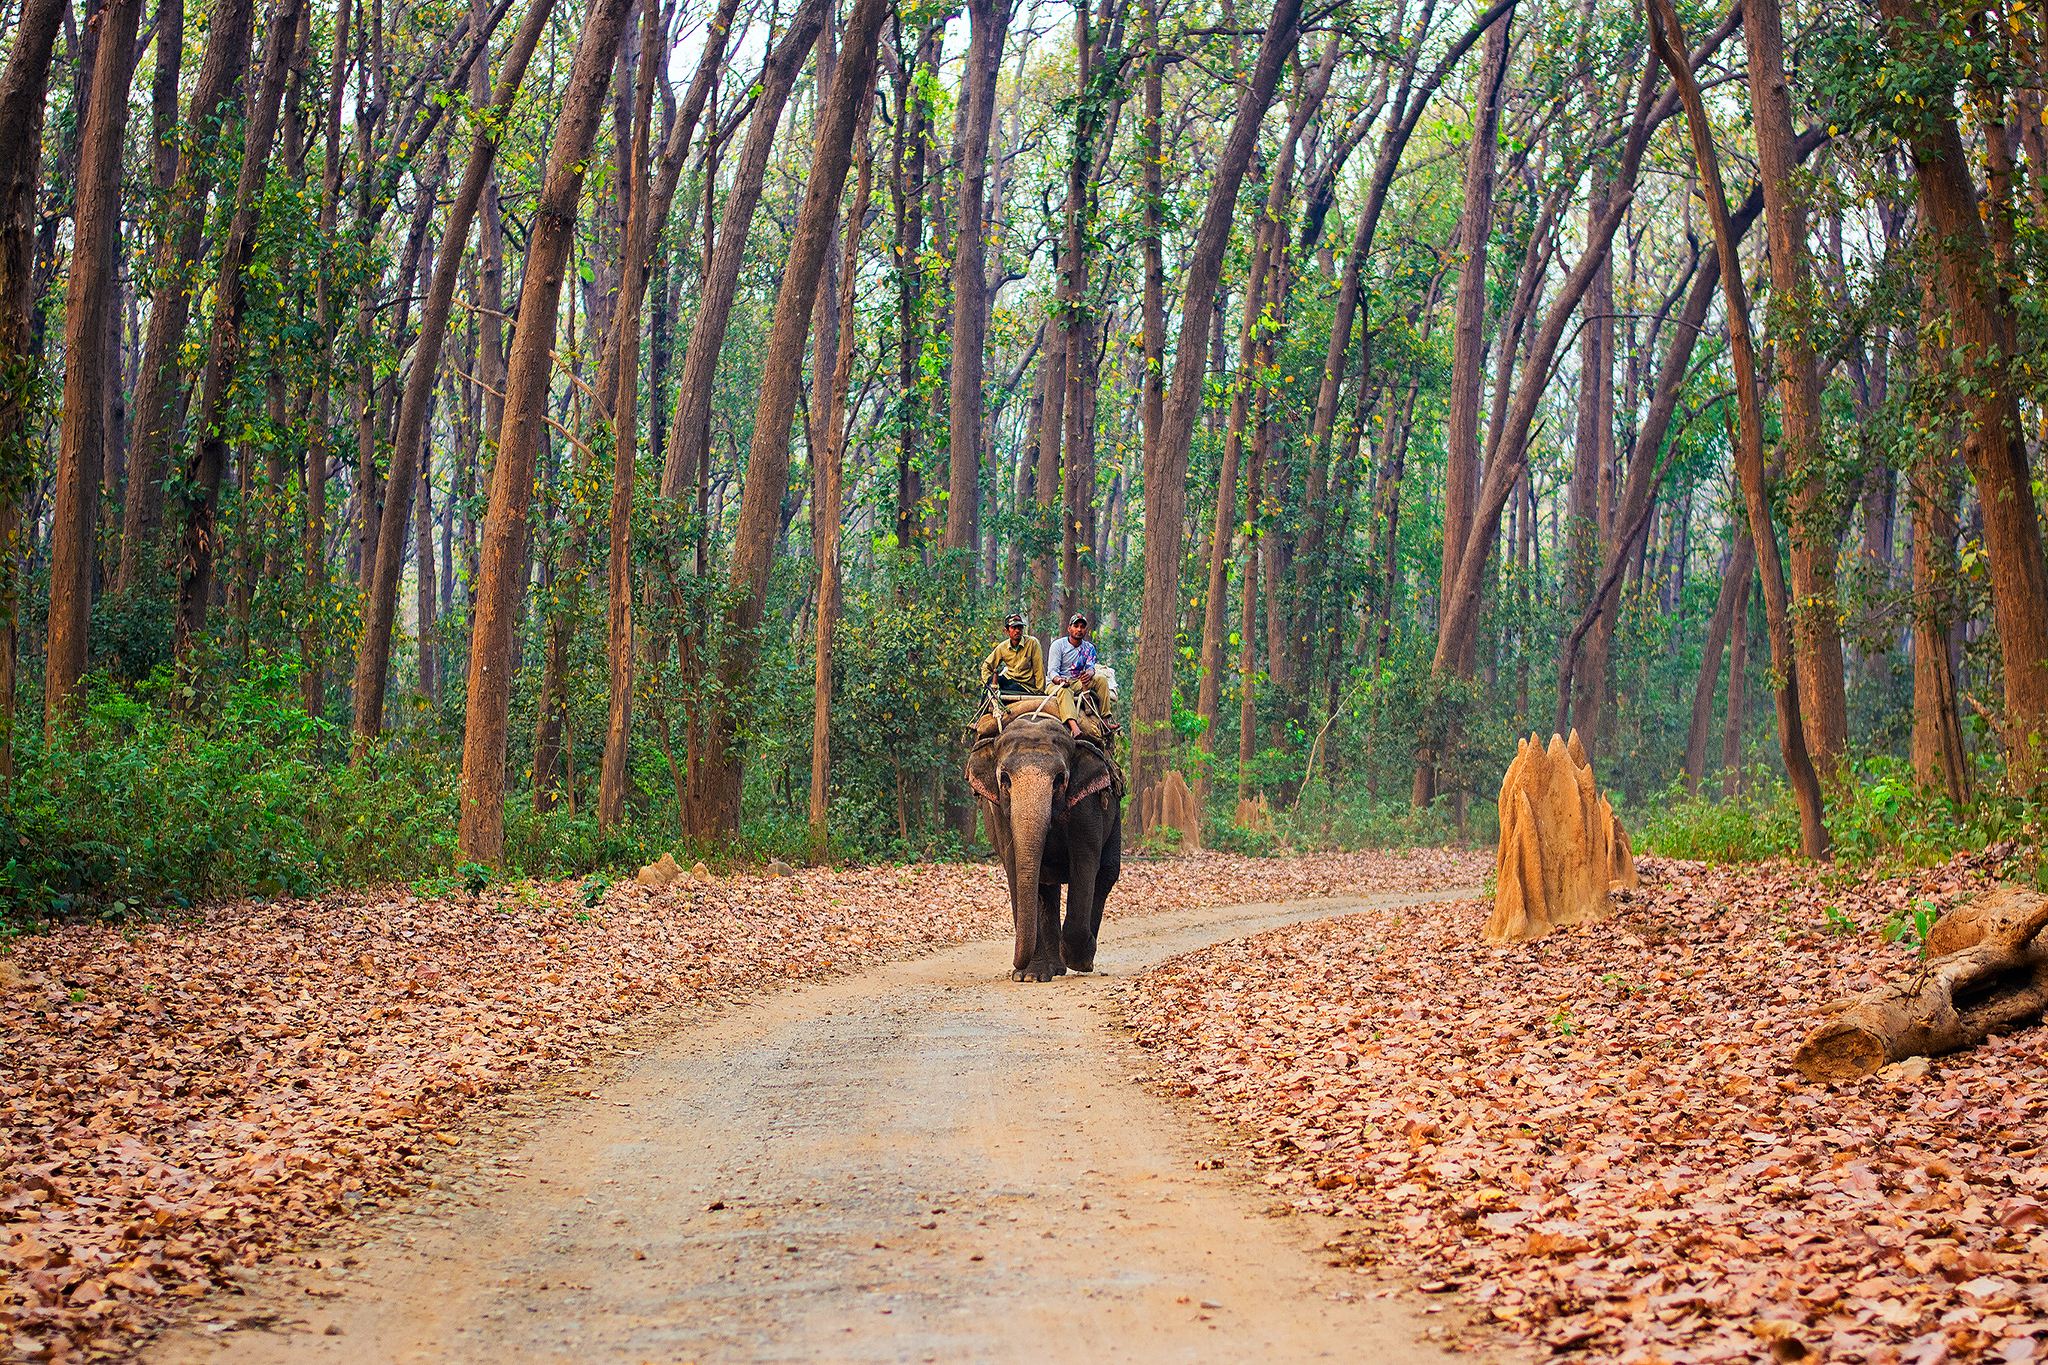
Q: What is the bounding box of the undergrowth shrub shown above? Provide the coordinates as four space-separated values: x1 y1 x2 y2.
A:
1638 756 2048 885
2 668 708 929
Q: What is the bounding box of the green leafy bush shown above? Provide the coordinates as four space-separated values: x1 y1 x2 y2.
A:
1 667 694 929
1638 758 2047 885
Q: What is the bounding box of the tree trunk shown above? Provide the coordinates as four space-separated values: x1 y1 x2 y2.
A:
352 0 557 749
1910 280 1970 805
1131 0 1302 827
43 0 142 737
416 388 439 703
1195 215 1273 792
1415 9 1510 806
1878 0 2048 786
1237 462 1260 804
891 25 935 555
1748 0 1846 780
1794 892 2048 1082
689 0 889 837
0 0 67 774
659 0 826 502
458 0 640 866
118 0 258 595
1647 0 1829 857
1723 537 1752 800
940 0 1008 560
1684 528 1753 793
168 0 306 687
809 93 876 863
1565 184 1608 750
598 0 664 828
301 0 351 723
1138 0 1163 597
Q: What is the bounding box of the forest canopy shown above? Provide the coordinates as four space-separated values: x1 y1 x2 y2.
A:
2 0 2047 910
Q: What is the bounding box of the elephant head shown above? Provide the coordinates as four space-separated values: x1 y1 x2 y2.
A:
967 714 1122 981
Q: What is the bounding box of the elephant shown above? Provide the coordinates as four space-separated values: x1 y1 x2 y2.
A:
966 713 1123 982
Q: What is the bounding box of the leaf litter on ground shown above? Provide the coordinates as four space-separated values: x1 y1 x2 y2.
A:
0 846 1482 1362
1117 852 2048 1365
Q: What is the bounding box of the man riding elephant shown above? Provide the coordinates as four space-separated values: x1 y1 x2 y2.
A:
1048 613 1111 721
981 613 1045 699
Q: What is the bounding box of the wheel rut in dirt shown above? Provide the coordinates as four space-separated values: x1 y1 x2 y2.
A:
148 889 1478 1364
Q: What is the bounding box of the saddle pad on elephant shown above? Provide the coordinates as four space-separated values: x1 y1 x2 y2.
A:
972 691 1105 742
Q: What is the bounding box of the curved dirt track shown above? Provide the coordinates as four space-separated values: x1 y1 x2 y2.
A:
148 889 1477 1365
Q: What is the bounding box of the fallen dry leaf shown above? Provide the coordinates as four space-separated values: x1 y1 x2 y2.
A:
1117 853 2048 1365
0 847 1484 1361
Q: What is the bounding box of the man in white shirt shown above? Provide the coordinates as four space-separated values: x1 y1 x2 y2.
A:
1048 614 1111 719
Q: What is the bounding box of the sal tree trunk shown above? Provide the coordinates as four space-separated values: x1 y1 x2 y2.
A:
1747 0 1847 780
44 0 142 737
810 96 876 863
458 0 640 866
1131 0 1303 825
658 0 826 501
118 0 258 594
1414 7 1512 808
170 0 305 684
690 0 889 837
352 0 559 752
1878 0 2048 785
1647 0 1829 857
598 0 665 828
940 0 1009 561
0 0 67 773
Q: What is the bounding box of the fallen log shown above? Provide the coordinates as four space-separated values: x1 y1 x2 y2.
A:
1924 885 2047 955
1792 890 2048 1083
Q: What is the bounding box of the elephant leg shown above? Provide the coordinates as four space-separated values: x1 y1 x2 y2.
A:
1090 808 1123 940
1060 841 1101 975
1062 800 1121 971
1008 878 1038 981
1032 883 1065 980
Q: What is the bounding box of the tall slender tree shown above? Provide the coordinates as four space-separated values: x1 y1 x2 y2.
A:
44 0 143 736
458 0 642 865
352 0 561 749
1131 0 1302 822
692 0 891 836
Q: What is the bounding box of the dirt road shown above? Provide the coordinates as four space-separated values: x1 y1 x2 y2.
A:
149 890 1476 1364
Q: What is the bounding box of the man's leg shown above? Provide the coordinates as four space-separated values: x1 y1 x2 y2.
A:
1088 674 1112 718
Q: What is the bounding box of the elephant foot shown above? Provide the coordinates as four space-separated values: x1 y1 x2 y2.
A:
1008 965 1058 983
1060 939 1097 975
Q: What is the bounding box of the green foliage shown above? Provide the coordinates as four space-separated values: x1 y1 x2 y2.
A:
1640 757 2048 885
0 668 686 931
1637 775 1801 862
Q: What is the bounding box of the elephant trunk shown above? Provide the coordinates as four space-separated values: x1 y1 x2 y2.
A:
1006 769 1056 970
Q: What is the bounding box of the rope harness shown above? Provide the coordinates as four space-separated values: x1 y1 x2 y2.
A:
967 721 1124 815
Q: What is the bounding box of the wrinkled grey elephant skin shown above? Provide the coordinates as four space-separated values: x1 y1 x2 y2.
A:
967 717 1122 981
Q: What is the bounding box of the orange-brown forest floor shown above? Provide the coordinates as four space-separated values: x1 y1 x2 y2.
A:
0 848 1480 1362
1118 852 2048 1365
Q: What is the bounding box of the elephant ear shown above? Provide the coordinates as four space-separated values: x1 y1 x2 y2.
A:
967 739 1001 805
1065 742 1118 811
